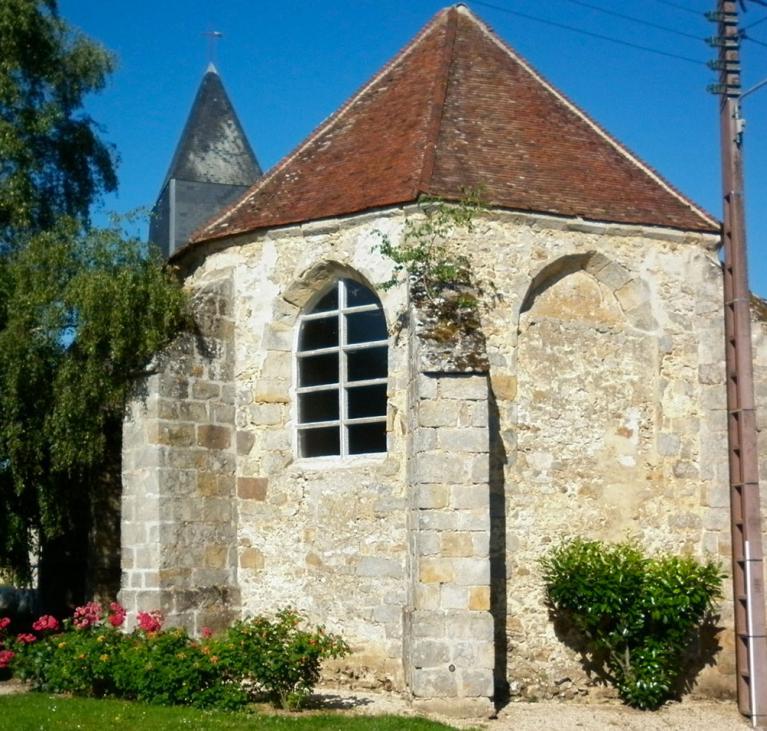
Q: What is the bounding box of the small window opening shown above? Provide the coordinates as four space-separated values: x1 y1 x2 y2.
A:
296 278 388 458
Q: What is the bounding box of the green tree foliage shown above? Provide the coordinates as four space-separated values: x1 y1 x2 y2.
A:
0 0 117 246
0 219 189 582
0 2 189 589
541 538 723 709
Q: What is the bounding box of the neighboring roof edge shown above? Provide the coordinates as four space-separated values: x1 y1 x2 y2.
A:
187 8 454 248
455 5 718 232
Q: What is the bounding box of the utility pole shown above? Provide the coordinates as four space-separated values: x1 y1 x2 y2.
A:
708 1 767 725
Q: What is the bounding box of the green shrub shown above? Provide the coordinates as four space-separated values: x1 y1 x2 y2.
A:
110 627 246 710
7 603 348 711
540 538 723 709
210 608 351 709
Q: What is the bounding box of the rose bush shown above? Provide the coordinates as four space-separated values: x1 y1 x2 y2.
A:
5 602 349 710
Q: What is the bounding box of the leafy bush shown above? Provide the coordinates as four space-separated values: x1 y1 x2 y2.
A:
211 608 351 709
5 603 349 711
541 538 723 709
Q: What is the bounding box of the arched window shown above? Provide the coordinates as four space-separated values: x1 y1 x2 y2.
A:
296 278 388 458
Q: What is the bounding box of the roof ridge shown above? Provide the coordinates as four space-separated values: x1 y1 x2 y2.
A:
192 8 452 242
456 5 718 230
418 6 459 192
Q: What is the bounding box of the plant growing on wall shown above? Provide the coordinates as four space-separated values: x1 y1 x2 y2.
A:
541 538 723 710
374 191 490 332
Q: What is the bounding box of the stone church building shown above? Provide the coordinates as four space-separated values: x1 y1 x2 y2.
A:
121 5 767 715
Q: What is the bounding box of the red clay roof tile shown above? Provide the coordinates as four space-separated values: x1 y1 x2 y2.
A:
184 5 718 253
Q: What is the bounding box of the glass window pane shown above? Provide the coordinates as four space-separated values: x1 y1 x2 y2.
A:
299 390 339 423
299 315 338 351
300 427 340 457
344 279 379 307
346 310 387 344
311 288 338 313
347 347 387 382
347 384 387 419
299 352 339 387
348 422 386 454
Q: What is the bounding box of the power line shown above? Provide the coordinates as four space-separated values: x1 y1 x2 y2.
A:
743 15 767 31
558 0 702 41
471 0 708 66
743 32 767 48
644 0 702 18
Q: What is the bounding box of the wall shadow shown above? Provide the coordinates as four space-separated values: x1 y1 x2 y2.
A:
488 388 509 709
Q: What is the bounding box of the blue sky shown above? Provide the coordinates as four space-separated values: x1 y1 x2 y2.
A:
60 0 767 293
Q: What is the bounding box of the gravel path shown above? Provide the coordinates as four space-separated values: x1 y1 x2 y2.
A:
314 687 749 730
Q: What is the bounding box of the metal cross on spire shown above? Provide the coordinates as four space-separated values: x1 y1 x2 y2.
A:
202 30 223 66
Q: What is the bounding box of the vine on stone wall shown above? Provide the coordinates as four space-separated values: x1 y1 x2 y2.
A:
375 191 489 348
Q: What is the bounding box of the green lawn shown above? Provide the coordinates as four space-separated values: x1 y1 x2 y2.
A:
0 694 461 730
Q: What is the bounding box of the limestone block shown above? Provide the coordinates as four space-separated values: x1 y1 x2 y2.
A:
440 532 474 558
438 428 489 453
411 668 458 698
212 403 235 424
416 374 438 399
239 547 264 570
450 484 490 510
438 376 487 401
491 373 517 401
705 482 729 508
247 403 284 426
460 668 494 698
419 558 456 584
411 611 446 638
413 453 466 484
356 557 401 578
154 423 195 447
449 558 491 586
657 432 680 456
418 400 459 428
453 640 494 669
178 402 209 423
449 611 494 641
253 379 290 404
197 424 232 450
416 484 450 509
412 639 451 667
440 585 468 610
615 278 648 312
415 584 440 610
236 430 255 455
468 586 491 611
237 477 268 501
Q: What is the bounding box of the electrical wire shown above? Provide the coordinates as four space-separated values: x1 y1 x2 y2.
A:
470 0 708 66
557 0 702 41
644 0 702 18
743 32 767 47
743 14 767 30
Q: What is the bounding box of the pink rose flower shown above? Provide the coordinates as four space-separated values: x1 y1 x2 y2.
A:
72 601 102 630
136 610 163 633
0 649 14 668
201 626 213 638
0 617 11 632
16 633 36 644
32 615 60 633
107 602 126 628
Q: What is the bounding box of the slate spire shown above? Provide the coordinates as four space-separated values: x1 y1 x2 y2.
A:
149 63 261 258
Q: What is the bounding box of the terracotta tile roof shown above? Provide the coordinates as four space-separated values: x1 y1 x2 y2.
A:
184 5 718 253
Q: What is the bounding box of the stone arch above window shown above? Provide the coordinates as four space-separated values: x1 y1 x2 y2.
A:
519 252 658 332
296 277 388 458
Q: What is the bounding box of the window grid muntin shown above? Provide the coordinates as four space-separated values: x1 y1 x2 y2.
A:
296 279 387 458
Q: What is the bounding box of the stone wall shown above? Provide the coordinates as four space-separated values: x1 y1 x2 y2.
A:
121 275 239 633
121 204 767 710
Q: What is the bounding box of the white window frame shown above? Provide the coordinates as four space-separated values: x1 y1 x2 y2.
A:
295 279 388 458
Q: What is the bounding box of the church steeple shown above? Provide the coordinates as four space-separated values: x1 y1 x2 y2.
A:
149 64 261 257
